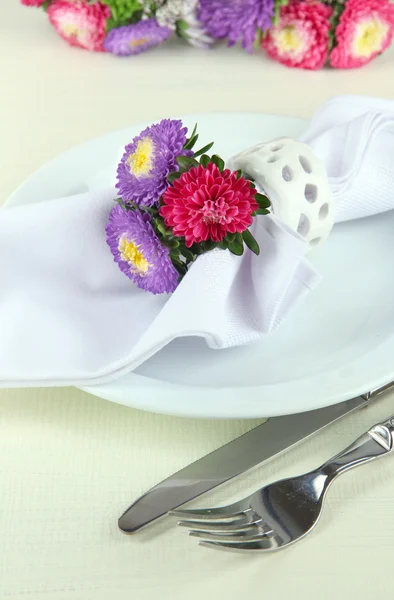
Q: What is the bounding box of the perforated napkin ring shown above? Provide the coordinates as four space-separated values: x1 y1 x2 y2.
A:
228 137 334 251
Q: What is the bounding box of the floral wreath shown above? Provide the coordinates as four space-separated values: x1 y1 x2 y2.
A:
22 0 394 70
105 118 270 294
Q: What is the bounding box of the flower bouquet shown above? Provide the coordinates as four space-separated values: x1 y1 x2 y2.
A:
106 118 270 294
21 0 394 70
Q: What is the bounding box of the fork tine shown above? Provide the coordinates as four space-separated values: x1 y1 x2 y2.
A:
177 515 269 533
189 528 272 542
169 504 242 521
198 536 282 552
176 513 250 530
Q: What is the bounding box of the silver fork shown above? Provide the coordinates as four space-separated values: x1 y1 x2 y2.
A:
170 414 394 552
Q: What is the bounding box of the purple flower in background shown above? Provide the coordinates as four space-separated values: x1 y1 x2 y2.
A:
199 0 274 52
106 204 179 294
116 118 192 207
104 19 172 56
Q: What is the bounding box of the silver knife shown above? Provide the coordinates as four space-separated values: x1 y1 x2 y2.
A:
118 381 394 534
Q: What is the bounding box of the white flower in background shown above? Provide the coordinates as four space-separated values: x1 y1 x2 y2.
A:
140 0 166 18
156 0 214 48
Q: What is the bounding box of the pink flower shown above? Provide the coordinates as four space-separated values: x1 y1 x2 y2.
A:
21 0 46 6
160 163 259 247
262 1 332 70
47 0 111 52
330 0 394 69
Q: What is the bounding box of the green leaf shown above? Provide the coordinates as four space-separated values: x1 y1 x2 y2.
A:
165 239 180 249
225 233 236 244
236 169 243 179
189 243 203 255
176 19 190 33
255 193 271 209
176 19 190 39
199 154 210 168
167 171 182 184
188 122 198 140
173 262 187 278
170 251 183 263
156 220 171 237
211 154 225 172
201 240 215 253
228 239 244 256
193 142 215 158
179 247 195 263
177 155 199 170
228 233 244 255
253 28 262 51
256 208 270 215
242 229 260 255
184 134 199 151
114 197 128 210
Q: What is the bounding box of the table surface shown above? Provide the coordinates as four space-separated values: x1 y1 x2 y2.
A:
2 4 394 599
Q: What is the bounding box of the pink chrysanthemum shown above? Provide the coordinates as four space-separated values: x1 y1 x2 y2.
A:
262 1 332 70
21 0 46 6
160 163 259 247
47 0 111 52
330 0 394 69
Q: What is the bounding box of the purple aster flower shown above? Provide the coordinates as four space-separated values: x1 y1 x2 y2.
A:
106 204 180 295
104 19 172 56
116 118 192 207
199 0 274 52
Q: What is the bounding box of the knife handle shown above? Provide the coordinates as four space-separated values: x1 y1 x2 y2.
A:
319 414 394 479
364 380 394 399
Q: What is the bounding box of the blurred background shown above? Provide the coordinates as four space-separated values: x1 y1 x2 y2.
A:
2 2 394 203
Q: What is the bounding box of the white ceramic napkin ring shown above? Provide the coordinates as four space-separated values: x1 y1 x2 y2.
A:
228 137 334 250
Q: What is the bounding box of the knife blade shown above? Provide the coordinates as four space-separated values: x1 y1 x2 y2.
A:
119 381 394 534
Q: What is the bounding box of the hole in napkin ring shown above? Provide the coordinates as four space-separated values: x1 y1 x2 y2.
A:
299 155 312 174
319 203 329 220
304 183 318 203
282 166 293 182
310 237 321 247
297 214 310 237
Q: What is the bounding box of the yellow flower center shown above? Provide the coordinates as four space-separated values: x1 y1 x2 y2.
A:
119 236 151 275
129 37 149 48
275 25 303 54
353 17 388 57
126 137 154 177
63 23 80 37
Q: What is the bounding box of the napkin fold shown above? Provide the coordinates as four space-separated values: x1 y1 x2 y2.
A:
0 94 393 388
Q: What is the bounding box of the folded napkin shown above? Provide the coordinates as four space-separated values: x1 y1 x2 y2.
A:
0 94 393 388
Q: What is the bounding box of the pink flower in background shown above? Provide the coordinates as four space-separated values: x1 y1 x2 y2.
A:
262 1 332 70
21 0 46 6
47 0 111 52
330 0 394 68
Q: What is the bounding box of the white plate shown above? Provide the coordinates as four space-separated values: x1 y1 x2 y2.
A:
8 113 394 419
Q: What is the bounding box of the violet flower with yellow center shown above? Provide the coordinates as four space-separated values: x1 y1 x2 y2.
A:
104 19 172 56
126 138 154 177
106 204 180 294
116 118 192 207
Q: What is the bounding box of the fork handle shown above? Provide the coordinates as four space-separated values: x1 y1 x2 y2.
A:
320 415 394 479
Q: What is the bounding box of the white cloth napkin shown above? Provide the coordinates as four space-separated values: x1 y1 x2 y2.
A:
0 94 393 388
301 95 394 222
